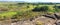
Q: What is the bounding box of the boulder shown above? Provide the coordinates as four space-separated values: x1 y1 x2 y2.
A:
54 13 60 19
42 14 56 20
55 20 60 25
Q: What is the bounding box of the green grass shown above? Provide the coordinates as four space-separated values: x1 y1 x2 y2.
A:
0 12 17 16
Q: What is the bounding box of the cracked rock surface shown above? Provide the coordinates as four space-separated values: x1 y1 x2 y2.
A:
1 13 60 25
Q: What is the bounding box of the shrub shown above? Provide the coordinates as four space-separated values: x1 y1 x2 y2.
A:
47 6 55 13
54 6 60 9
27 6 29 8
0 11 17 19
32 6 49 12
53 6 60 12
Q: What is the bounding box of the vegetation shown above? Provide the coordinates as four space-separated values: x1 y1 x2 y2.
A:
0 2 60 21
32 6 49 12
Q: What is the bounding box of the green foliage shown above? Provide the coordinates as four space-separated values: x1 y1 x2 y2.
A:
17 3 24 5
32 6 49 12
0 2 60 21
0 11 17 19
54 6 60 12
47 6 55 13
27 6 30 8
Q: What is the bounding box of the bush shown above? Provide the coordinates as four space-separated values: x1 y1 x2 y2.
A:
0 11 17 20
32 6 49 12
47 6 55 13
27 6 29 8
54 6 60 9
11 11 24 19
53 6 60 12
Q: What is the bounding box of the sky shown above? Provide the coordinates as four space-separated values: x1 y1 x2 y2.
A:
0 0 60 3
